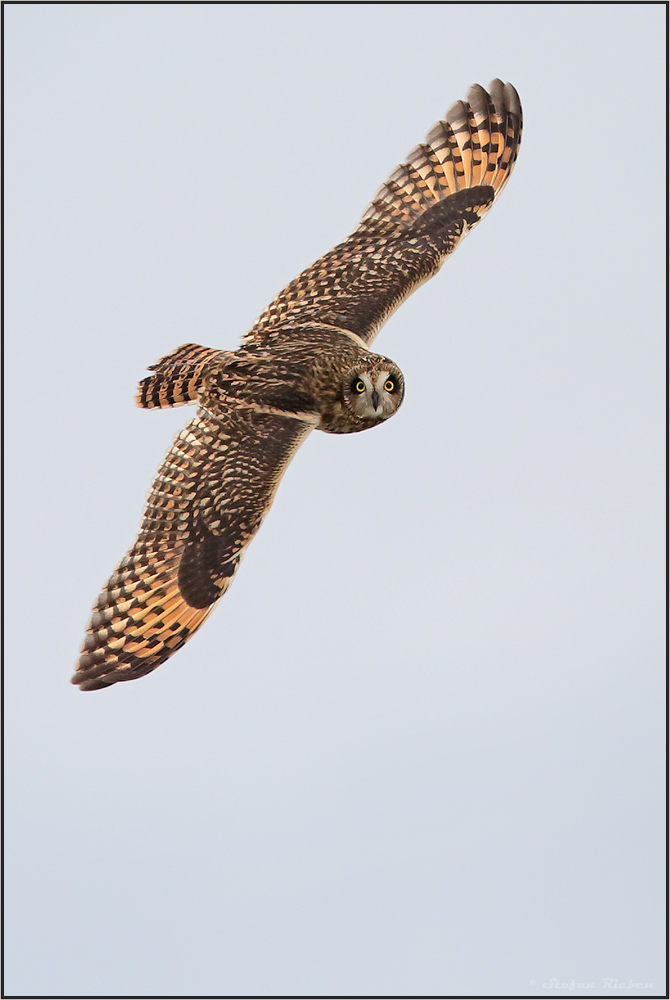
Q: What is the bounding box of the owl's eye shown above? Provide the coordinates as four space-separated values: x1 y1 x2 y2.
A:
352 379 366 394
384 378 396 393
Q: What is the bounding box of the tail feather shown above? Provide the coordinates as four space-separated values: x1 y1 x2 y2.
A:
136 343 223 409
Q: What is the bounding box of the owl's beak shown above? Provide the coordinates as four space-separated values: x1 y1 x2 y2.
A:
371 390 380 411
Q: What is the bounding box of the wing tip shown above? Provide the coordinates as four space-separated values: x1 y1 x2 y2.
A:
72 674 114 692
465 83 490 116
71 646 120 690
449 79 522 125
71 646 170 691
486 78 522 121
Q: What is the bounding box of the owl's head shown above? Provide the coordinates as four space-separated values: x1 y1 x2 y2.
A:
319 355 405 433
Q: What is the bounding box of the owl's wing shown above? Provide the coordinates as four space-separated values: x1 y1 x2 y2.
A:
73 406 312 690
244 80 521 348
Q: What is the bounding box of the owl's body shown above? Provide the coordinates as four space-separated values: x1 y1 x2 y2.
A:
74 80 522 690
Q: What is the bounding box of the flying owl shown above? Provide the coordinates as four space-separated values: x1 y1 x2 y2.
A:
73 80 523 691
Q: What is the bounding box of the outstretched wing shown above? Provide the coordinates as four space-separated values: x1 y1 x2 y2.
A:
245 80 522 348
73 407 311 690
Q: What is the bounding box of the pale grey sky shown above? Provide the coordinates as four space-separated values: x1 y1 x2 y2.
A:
5 4 665 997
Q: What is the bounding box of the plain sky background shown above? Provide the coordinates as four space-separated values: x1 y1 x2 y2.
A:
5 4 666 998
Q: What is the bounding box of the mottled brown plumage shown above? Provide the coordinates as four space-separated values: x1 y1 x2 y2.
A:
73 80 522 690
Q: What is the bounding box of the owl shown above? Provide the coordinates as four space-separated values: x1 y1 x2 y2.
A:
73 80 522 690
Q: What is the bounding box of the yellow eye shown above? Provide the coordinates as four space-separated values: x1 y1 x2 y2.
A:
384 378 395 393
355 380 366 393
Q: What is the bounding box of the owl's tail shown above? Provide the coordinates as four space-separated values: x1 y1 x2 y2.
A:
358 79 522 236
137 343 224 409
